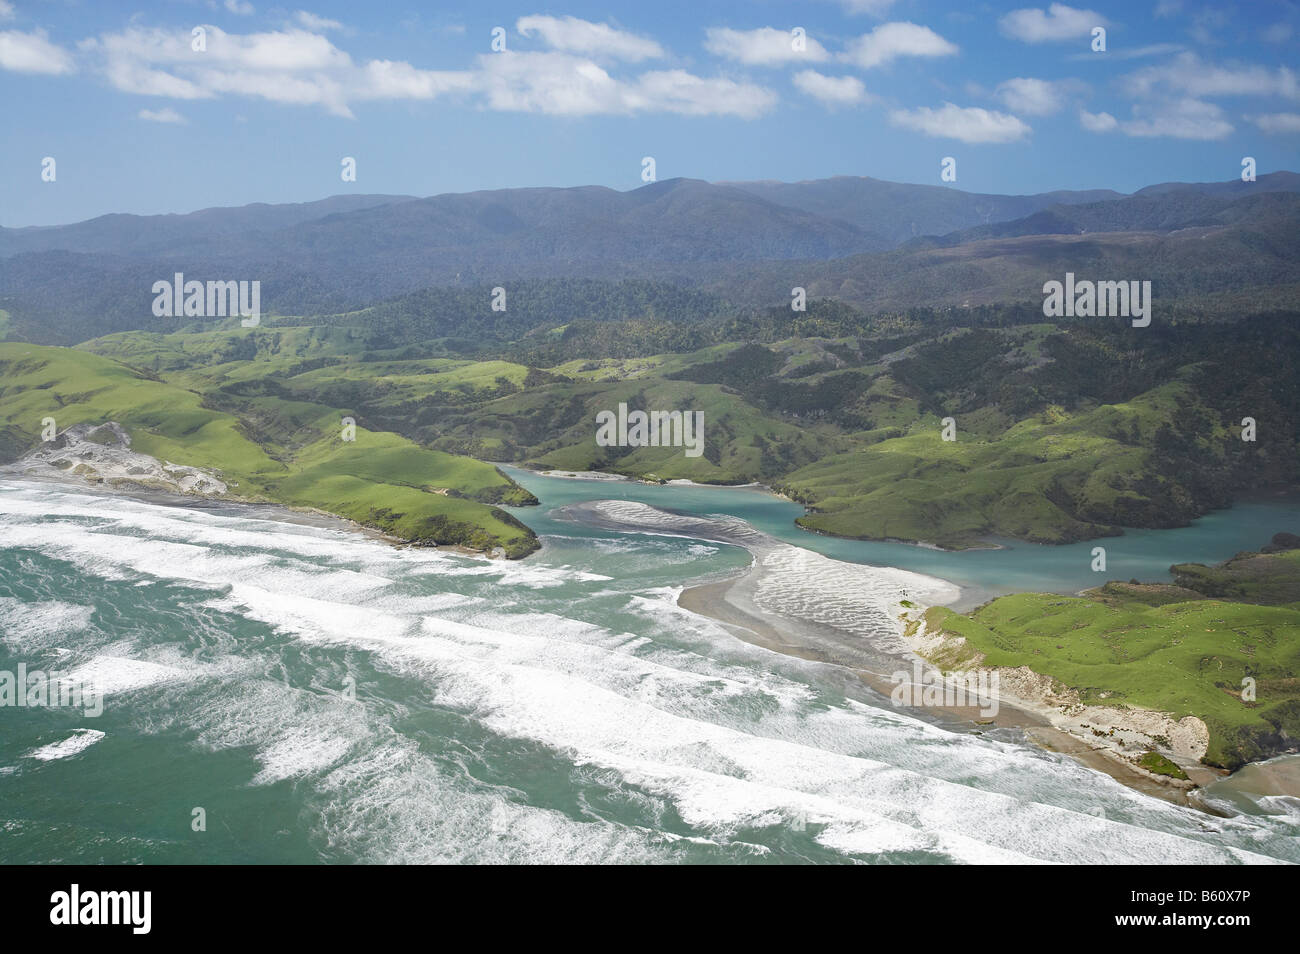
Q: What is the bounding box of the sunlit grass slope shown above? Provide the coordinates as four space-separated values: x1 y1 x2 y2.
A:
0 343 537 556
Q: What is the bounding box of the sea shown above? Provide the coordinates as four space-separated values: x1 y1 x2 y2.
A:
0 469 1297 864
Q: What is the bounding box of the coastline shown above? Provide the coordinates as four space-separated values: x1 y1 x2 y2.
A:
560 493 1249 806
527 486 1286 805
0 469 492 560
511 464 971 548
518 466 781 495
9 465 1287 807
675 563 1213 806
901 606 1224 792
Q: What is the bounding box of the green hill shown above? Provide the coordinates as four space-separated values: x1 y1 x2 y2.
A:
923 539 1300 769
70 304 1300 551
0 343 538 557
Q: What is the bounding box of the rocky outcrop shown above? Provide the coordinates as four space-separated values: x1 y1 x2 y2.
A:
7 422 229 496
901 609 1208 786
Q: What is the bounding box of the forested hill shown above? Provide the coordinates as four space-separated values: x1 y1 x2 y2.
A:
2 172 1298 346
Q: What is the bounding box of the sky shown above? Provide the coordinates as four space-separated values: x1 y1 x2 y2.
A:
1 0 1298 226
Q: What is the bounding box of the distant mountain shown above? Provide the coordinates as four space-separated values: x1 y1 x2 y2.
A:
912 189 1300 247
715 192 1300 313
1134 170 1300 198
226 178 889 269
723 176 1124 246
0 194 415 259
0 179 886 266
1 172 1296 344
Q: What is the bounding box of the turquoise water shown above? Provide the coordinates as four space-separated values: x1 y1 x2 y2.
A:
503 466 1300 605
0 476 1297 864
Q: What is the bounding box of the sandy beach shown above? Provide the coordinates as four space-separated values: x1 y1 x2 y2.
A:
553 497 1223 805
680 573 1212 804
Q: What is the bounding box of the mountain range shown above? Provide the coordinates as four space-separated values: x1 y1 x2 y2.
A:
2 171 1297 345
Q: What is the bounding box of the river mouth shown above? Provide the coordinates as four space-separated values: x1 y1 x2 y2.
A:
549 496 1239 808
501 465 1300 606
508 468 1300 807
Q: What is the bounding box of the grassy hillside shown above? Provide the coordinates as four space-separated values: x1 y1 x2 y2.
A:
72 305 1300 550
1171 536 1300 605
783 378 1199 547
0 343 538 556
924 579 1300 769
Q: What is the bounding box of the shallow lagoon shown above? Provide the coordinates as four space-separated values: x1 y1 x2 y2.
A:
502 466 1300 606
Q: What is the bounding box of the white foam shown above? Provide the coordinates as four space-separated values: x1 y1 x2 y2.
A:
26 728 105 762
251 727 355 786
61 655 185 696
0 482 608 594
576 498 961 654
0 597 94 648
198 576 1287 864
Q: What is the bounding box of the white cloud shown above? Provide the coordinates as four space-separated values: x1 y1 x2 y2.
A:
295 11 343 32
704 26 829 66
1125 53 1300 101
473 52 629 115
1078 109 1117 132
999 4 1106 43
361 59 474 100
995 77 1066 116
101 60 211 100
842 21 957 69
0 29 75 74
0 2 14 22
77 22 770 120
636 69 775 117
1186 8 1228 46
793 69 868 106
1120 98 1233 139
1066 42 1184 61
82 26 443 117
476 50 774 118
224 0 254 15
516 15 662 62
889 103 1030 143
1250 112 1300 134
138 107 187 123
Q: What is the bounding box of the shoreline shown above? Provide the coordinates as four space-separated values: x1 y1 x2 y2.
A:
9 468 1290 807
676 569 1213 807
0 469 493 561
505 463 1300 558
560 493 1260 807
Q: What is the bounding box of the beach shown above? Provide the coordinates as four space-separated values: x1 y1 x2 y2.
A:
548 498 1230 805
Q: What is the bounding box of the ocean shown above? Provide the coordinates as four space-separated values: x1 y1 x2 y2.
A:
1 474 1297 864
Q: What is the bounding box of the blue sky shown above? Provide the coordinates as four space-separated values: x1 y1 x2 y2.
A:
2 0 1298 226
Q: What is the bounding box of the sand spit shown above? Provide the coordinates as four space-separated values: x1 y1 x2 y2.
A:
558 497 1212 802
